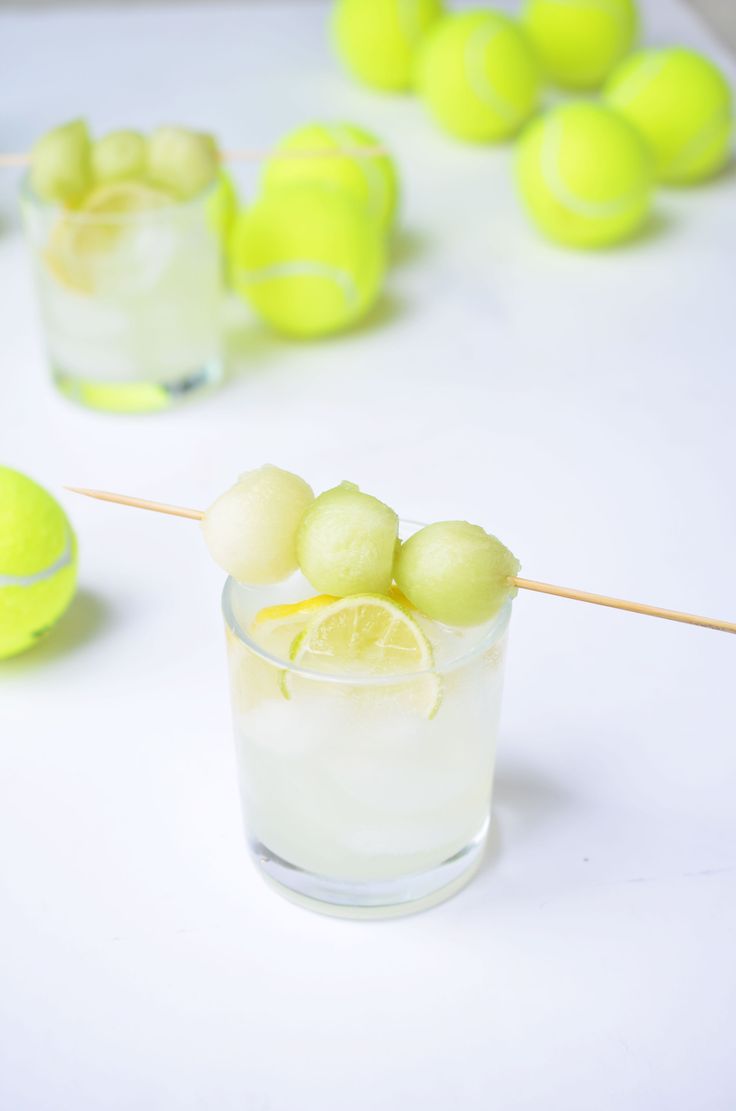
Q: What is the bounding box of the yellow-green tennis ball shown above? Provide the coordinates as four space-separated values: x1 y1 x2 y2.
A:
332 0 444 92
415 10 541 143
206 169 238 246
515 102 653 248
605 47 733 185
230 184 386 338
262 122 399 233
522 0 638 90
0 467 78 659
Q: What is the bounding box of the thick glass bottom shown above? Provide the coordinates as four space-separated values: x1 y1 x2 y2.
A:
249 818 489 920
53 357 223 413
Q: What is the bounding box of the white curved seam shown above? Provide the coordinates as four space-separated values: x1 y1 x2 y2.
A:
607 55 670 108
237 261 359 307
0 527 73 588
541 116 642 219
397 0 423 46
665 106 733 175
327 124 386 222
466 21 520 126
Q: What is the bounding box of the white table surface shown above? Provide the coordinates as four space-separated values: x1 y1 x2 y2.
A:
2 2 735 1109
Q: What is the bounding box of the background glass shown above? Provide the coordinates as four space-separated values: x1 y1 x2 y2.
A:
21 179 224 413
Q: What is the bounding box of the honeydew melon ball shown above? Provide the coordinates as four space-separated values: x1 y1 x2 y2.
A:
0 466 78 659
30 119 92 206
202 465 315 584
332 0 444 92
522 0 638 91
415 9 541 142
262 122 399 233
395 521 519 627
605 47 734 185
297 481 398 596
515 102 653 248
147 126 220 199
91 130 148 184
229 184 386 338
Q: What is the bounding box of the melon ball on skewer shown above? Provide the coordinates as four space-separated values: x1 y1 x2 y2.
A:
147 126 220 199
396 521 520 626
30 119 92 205
202 466 314 584
91 130 148 184
297 481 398 596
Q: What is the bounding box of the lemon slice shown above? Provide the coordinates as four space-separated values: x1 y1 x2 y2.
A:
45 181 175 294
286 594 442 717
251 593 337 659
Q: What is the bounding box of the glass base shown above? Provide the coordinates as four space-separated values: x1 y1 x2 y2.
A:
53 357 223 413
249 819 489 920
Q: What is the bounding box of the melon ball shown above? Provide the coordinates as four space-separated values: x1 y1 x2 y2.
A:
297 481 398 596
91 130 148 184
395 521 520 626
30 119 91 205
147 126 220 199
202 465 314 584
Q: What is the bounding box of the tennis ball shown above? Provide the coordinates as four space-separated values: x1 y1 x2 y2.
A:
229 184 386 338
416 10 541 142
522 0 638 90
206 169 238 245
395 521 519 627
91 130 148 184
605 47 733 185
332 0 444 92
297 481 399 596
262 122 399 233
147 126 220 199
30 119 92 206
202 465 315 584
0 467 78 659
515 102 653 248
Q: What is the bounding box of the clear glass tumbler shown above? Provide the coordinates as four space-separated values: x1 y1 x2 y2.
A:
222 536 511 918
21 179 224 413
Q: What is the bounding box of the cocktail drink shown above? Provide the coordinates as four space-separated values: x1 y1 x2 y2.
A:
21 121 230 413
198 466 520 917
222 549 511 917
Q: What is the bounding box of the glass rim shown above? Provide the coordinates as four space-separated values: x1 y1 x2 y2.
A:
221 578 512 688
19 172 219 223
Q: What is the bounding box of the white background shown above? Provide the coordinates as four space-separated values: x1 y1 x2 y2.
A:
1 2 735 1108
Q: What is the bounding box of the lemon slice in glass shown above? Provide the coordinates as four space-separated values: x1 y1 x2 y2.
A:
251 593 337 660
44 181 175 295
286 594 442 718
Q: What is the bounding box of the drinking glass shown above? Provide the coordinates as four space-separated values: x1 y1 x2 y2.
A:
222 525 511 918
21 179 224 413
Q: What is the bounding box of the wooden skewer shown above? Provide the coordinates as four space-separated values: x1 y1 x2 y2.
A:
0 145 387 170
65 486 204 520
65 486 736 636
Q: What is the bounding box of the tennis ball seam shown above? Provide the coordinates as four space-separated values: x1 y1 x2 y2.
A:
664 105 733 175
540 116 645 219
607 53 670 108
0 524 74 587
397 0 429 47
465 20 527 126
235 260 360 308
326 124 388 223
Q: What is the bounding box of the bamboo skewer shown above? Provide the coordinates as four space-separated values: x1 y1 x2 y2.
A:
0 146 387 170
64 486 736 636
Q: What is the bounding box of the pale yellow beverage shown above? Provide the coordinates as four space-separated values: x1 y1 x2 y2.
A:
222 554 510 918
21 179 223 412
